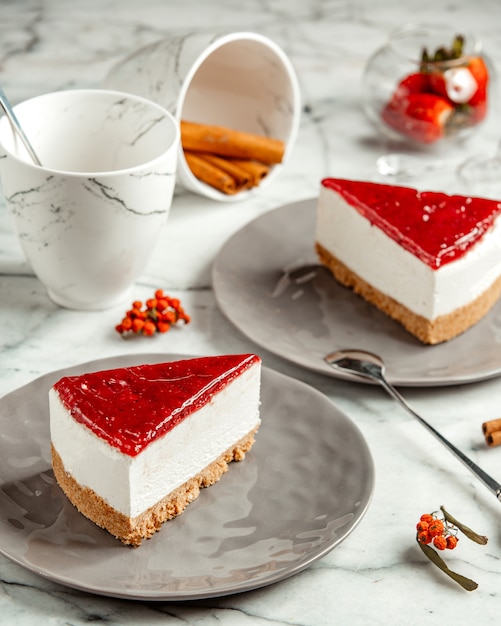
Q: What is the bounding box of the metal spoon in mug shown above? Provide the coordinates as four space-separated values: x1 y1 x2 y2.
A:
0 86 42 166
325 348 501 502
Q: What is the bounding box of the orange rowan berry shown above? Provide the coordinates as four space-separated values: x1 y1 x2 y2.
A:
163 310 176 323
433 535 447 550
446 535 459 550
132 318 145 333
154 289 164 299
416 520 429 532
143 321 156 336
420 513 434 524
156 321 171 333
157 298 168 311
146 298 157 310
132 300 142 309
417 530 431 544
428 519 445 538
121 317 133 331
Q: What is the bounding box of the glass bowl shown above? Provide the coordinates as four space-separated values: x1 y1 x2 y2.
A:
362 23 493 148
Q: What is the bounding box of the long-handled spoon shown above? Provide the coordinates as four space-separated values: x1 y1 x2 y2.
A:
324 348 501 502
0 86 42 166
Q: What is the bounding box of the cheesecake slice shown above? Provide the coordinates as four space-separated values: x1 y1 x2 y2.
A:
49 354 261 546
316 178 501 344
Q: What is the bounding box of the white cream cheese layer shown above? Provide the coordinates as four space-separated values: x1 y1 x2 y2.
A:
316 185 501 320
49 362 261 519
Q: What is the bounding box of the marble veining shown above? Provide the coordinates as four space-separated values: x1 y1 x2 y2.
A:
2 0 501 624
84 177 171 215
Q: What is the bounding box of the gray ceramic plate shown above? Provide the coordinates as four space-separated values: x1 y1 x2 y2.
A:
213 199 501 386
0 353 374 601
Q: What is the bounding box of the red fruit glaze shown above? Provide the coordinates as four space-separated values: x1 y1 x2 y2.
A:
53 354 261 457
322 178 501 269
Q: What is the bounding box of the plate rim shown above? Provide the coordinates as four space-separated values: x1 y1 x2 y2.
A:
212 198 501 387
0 352 374 601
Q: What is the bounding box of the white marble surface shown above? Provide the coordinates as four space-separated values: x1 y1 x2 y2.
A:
2 1 501 624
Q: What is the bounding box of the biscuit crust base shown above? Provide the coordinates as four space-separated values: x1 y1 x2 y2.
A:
316 242 501 345
51 427 258 547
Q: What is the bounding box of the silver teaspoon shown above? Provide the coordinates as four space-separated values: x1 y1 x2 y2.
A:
0 86 42 166
325 348 501 502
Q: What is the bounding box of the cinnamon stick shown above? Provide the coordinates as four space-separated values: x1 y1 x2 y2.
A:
485 430 501 447
183 151 242 195
190 152 252 189
482 418 501 447
227 158 270 186
181 120 285 165
482 418 501 436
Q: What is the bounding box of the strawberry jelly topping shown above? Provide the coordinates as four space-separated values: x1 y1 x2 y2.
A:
322 178 501 269
53 354 260 457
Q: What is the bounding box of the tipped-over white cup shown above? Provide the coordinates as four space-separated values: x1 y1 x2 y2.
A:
104 31 301 202
0 89 179 310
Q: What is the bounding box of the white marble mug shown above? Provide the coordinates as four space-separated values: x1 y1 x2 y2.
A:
0 89 179 310
104 31 301 202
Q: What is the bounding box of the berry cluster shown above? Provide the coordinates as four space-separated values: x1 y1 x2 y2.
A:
416 506 487 591
115 290 191 337
416 512 458 551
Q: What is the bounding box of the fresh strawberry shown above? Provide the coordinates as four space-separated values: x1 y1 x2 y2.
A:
466 56 489 106
428 56 489 106
380 34 490 142
461 56 489 122
469 98 487 123
396 72 431 96
383 92 454 144
383 72 432 133
427 71 447 99
444 67 478 103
